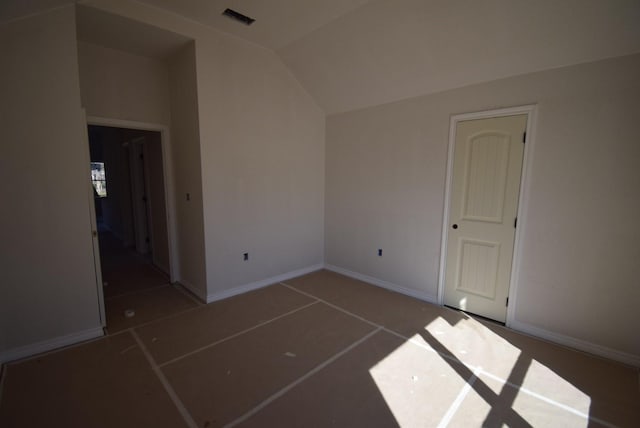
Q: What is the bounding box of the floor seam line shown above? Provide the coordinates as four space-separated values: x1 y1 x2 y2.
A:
280 282 382 329
157 301 320 368
280 282 469 367
130 330 198 428
380 327 470 366
224 326 383 428
481 371 618 427
437 366 482 428
279 280 617 426
109 300 206 335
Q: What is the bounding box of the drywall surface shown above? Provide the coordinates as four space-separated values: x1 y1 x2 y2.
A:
326 54 640 359
0 6 102 357
145 132 170 273
167 42 207 295
194 32 325 297
87 0 326 297
77 41 171 126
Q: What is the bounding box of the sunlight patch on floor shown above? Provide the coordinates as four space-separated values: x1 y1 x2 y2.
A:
369 319 594 427
516 359 592 415
424 316 522 377
368 336 470 427
449 372 591 427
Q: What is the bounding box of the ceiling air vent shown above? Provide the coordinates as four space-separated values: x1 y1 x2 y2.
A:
222 8 255 26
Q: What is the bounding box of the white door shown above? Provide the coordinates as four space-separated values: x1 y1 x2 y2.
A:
444 114 527 323
82 112 106 327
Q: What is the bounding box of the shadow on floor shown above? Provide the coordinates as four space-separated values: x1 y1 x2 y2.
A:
98 230 200 333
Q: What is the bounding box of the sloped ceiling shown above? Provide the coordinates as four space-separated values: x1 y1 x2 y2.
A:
134 0 640 114
76 4 190 59
3 0 640 114
134 0 372 50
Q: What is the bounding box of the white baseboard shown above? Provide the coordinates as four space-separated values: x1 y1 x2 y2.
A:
206 264 325 303
0 326 104 365
178 279 207 303
510 320 640 368
325 264 438 305
325 265 639 368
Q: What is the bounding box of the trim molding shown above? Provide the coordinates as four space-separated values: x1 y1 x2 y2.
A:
0 327 104 365
325 264 438 304
510 320 640 368
437 105 538 328
325 264 639 367
86 116 179 284
206 264 324 303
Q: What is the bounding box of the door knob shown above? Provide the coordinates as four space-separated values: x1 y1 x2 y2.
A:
452 224 458 229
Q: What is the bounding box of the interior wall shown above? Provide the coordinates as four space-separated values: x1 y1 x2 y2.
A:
144 131 170 273
167 42 207 295
0 6 102 358
195 30 325 299
88 0 326 300
77 35 203 289
325 53 640 360
77 41 171 126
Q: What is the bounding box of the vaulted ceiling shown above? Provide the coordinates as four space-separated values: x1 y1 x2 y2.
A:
3 0 640 114
134 0 640 113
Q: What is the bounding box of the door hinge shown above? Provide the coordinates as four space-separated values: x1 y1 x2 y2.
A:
514 217 517 228
506 297 509 307
522 131 527 143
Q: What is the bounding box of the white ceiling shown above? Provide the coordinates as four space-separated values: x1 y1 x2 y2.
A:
134 0 640 114
276 0 640 113
3 0 640 114
134 0 373 50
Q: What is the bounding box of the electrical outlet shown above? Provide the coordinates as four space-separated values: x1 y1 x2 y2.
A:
243 252 249 261
378 249 383 256
186 193 191 201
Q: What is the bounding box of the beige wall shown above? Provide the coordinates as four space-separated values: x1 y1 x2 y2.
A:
195 31 325 299
77 36 207 294
167 42 207 296
77 41 171 126
88 0 326 300
326 53 640 361
0 6 102 358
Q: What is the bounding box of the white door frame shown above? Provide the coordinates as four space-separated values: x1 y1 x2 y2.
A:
86 116 179 283
81 109 106 327
437 105 537 327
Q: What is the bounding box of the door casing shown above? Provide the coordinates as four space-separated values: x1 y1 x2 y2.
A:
86 116 179 284
437 105 537 327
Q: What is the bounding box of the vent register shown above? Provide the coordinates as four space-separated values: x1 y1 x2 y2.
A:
222 8 255 26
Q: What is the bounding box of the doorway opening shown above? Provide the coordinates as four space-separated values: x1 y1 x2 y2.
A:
87 124 175 331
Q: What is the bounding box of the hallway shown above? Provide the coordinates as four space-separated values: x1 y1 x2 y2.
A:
99 230 200 333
